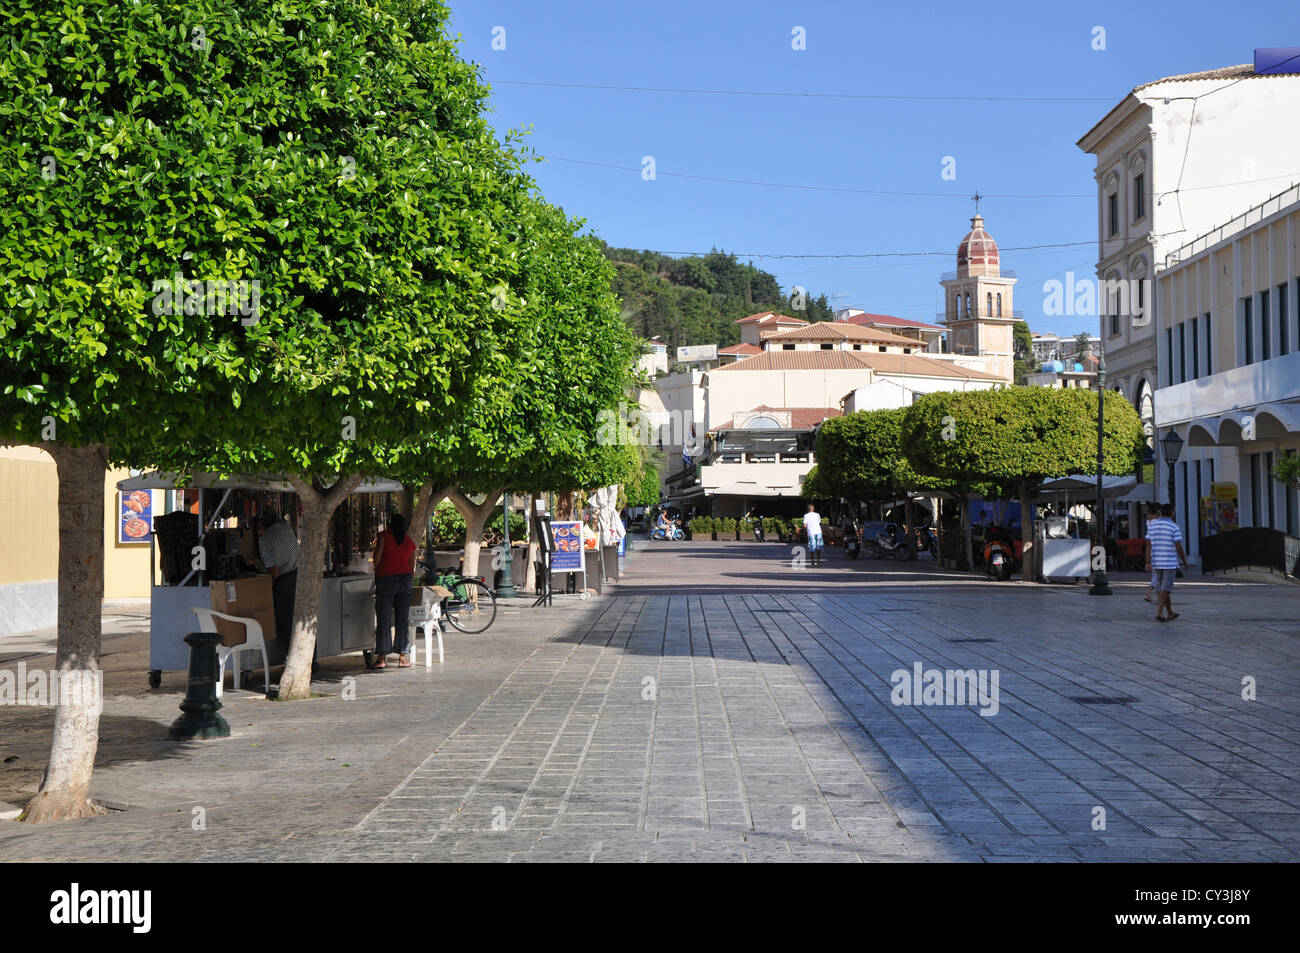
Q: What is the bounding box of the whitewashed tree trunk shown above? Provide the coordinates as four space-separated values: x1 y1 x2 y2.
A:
447 487 503 584
24 443 108 823
524 492 539 592
280 475 362 700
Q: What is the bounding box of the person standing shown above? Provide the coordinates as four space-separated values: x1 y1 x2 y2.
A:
258 512 301 667
371 512 416 668
803 503 824 566
1145 502 1189 622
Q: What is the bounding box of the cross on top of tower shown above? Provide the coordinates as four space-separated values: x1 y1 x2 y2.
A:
971 191 983 216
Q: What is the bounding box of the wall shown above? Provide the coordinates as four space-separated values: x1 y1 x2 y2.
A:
0 450 152 636
0 447 58 634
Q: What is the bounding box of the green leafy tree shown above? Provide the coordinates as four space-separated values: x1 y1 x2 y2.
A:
1013 320 1037 385
1273 451 1300 491
0 0 537 814
813 409 948 503
901 388 1145 557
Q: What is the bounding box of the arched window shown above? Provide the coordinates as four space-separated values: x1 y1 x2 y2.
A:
986 292 992 316
965 293 971 316
996 293 1002 317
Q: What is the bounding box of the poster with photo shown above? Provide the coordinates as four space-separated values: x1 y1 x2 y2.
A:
118 490 153 544
548 520 583 571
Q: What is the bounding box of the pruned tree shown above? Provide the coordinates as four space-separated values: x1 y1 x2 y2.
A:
900 388 1145 559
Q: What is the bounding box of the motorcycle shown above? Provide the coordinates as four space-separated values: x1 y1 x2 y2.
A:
874 523 913 561
983 527 1016 580
843 522 860 559
753 520 766 542
650 520 684 541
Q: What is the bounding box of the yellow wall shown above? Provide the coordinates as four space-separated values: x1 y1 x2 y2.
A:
103 466 153 599
0 446 59 584
0 448 151 600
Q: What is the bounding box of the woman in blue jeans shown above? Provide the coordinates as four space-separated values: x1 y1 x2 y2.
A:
370 513 416 669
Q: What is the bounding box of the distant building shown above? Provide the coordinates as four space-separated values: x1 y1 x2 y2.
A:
733 311 808 346
637 336 668 377
940 212 1018 384
834 310 946 353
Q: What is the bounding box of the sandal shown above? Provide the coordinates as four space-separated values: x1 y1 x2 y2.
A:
366 655 387 670
1155 615 1168 623
397 654 411 668
1167 612 1179 621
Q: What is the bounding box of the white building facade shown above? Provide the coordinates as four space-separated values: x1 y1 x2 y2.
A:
1154 184 1300 559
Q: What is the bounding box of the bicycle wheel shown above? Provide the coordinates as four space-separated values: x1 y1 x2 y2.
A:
443 579 497 634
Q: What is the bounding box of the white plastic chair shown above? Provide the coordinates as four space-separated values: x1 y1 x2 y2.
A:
191 607 270 697
407 587 444 667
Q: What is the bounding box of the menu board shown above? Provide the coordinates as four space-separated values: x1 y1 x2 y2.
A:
549 520 583 571
118 490 153 545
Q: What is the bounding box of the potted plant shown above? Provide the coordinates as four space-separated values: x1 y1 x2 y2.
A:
687 516 714 541
717 517 737 541
737 516 754 540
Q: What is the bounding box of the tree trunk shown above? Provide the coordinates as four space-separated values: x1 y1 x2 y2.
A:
24 443 109 823
961 495 973 570
447 486 503 583
280 474 363 700
1018 478 1035 577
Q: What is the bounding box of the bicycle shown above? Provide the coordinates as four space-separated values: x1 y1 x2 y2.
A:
433 570 497 634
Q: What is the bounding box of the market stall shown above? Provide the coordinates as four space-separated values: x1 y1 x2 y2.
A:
118 471 403 688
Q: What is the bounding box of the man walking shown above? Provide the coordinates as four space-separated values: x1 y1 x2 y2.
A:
1145 502 1189 622
803 503 824 567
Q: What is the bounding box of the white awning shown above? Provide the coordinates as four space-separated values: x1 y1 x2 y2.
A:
117 471 403 494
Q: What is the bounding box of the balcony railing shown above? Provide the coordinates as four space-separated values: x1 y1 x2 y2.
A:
936 310 1024 323
940 270 1018 281
1164 182 1300 269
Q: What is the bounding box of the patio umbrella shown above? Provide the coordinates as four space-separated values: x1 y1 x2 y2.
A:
592 485 625 547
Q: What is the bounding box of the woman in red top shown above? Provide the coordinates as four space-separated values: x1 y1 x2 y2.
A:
370 513 416 668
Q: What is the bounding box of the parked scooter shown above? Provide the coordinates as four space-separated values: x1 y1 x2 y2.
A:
843 521 861 559
874 523 913 561
983 526 1016 580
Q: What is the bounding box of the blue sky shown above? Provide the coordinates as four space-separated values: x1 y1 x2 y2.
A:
448 1 1297 340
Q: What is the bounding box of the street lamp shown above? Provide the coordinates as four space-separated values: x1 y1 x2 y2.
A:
1161 429 1184 509
498 492 516 597
1089 344 1112 595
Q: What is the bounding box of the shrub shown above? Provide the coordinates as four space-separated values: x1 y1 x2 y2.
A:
688 516 714 537
718 517 737 536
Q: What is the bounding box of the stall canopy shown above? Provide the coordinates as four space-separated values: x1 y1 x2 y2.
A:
116 471 403 494
1035 475 1136 503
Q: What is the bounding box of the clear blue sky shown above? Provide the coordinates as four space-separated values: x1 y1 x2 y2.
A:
448 1 1298 340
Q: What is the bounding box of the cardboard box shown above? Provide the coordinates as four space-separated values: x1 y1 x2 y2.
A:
209 574 277 646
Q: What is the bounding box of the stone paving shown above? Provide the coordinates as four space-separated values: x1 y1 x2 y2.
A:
1 540 1297 862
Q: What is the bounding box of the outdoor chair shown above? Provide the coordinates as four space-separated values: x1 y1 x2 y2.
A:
190 606 270 698
408 586 445 668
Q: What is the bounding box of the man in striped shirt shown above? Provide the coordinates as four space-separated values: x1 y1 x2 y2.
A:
258 512 299 650
1145 503 1189 622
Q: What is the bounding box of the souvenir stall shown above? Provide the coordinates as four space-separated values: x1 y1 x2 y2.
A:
117 471 403 688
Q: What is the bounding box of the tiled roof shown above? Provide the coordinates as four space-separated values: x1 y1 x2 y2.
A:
712 406 844 432
713 348 1005 380
857 353 1005 381
1134 64 1256 91
712 351 880 372
718 342 761 355
733 311 808 326
839 312 945 331
762 322 917 345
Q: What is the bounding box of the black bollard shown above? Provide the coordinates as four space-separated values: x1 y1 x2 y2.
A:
168 631 231 741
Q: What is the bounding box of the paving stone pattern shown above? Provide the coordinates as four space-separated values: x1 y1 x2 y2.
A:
2 542 1297 862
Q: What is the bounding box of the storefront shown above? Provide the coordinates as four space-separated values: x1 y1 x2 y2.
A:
117 471 403 688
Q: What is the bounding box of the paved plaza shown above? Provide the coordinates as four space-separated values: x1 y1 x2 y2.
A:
1 541 1298 862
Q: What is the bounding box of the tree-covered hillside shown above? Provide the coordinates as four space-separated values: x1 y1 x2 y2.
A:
601 244 833 348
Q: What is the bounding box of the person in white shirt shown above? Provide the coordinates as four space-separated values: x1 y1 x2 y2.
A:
803 504 824 566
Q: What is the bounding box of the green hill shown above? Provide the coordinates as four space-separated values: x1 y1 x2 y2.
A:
600 244 833 349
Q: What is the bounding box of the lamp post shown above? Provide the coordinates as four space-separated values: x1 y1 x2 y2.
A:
1089 344 1112 595
1161 429 1184 510
498 492 516 597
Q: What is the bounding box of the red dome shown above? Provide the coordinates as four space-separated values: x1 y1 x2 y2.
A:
957 215 999 273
